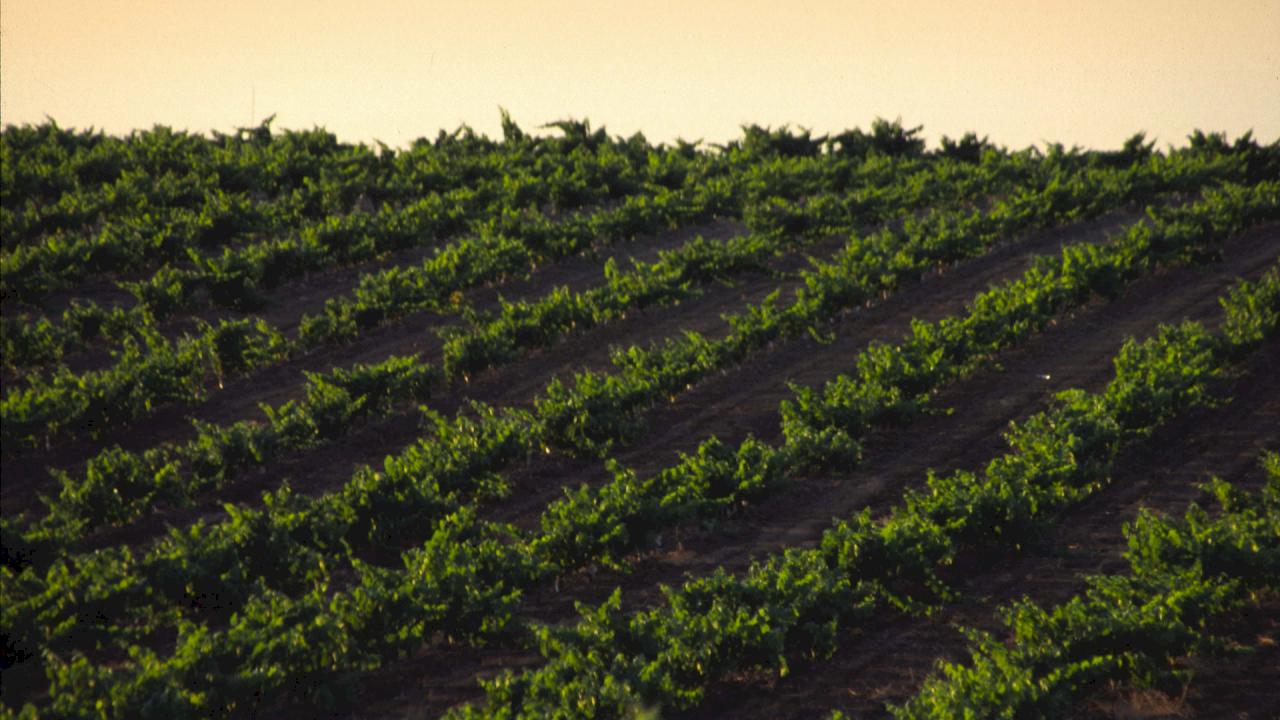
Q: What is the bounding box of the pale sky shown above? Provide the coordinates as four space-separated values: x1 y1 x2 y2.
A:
2 0 1277 150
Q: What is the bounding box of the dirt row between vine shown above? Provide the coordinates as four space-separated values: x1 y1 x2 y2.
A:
24 198 639 348
1072 594 1280 720
77 256 792 551
40 222 469 374
696 338 1279 720
348 220 1280 717
337 207 1198 717
479 210 1146 533
59 202 1001 549
0 218 745 512
639 223 1279 592
65 217 868 550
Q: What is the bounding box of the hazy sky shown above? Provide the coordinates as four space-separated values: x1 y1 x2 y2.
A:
2 0 1277 150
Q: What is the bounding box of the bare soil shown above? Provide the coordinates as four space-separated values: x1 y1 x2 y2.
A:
345 220 1279 719
0 219 745 514
6 203 1276 719
687 340 1278 720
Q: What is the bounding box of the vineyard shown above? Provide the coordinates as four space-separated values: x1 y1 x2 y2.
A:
0 117 1277 719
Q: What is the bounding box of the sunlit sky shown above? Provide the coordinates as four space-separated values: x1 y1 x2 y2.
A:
2 0 1277 150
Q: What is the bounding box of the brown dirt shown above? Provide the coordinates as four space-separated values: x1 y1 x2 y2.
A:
54 214 957 548
687 338 1278 720
482 210 1144 534
7 199 631 337
7 201 1276 719
76 211 937 551
0 219 745 515
346 220 1278 719
1070 594 1280 720
77 258 787 551
636 222 1277 584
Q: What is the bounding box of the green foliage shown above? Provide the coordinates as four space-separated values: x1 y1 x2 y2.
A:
452 257 1278 719
1219 266 1280 351
937 132 994 163
19 355 440 552
894 469 1280 718
3 124 1276 719
827 118 927 159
